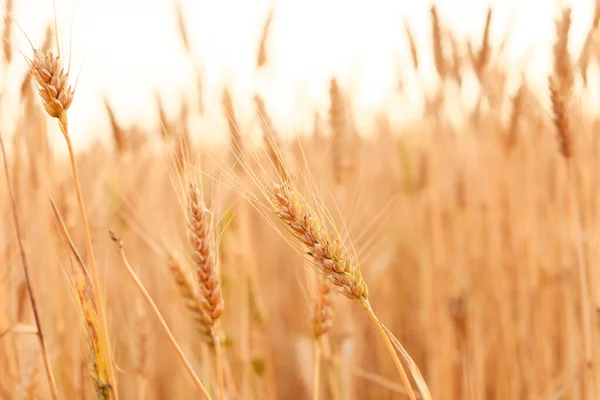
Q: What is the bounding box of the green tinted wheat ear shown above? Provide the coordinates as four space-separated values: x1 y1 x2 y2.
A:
272 182 368 299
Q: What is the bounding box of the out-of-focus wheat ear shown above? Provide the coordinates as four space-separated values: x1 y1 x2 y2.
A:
174 98 192 174
254 94 287 181
448 32 463 85
104 97 127 156
167 255 214 345
430 5 447 79
313 283 334 340
505 81 525 151
174 0 191 55
2 0 13 64
329 78 347 186
403 20 419 70
549 8 573 158
155 93 171 141
474 7 492 80
257 7 275 68
187 183 225 399
222 88 243 172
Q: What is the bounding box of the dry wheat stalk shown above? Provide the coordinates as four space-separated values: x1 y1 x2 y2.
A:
0 130 59 400
3 0 13 64
49 196 114 400
32 43 119 398
312 281 334 400
109 232 212 399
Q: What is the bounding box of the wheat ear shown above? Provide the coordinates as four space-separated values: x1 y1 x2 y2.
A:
187 183 225 400
269 181 430 400
31 49 118 396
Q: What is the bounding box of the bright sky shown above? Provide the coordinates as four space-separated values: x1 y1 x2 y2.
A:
2 0 595 150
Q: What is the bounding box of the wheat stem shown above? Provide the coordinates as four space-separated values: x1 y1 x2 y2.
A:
0 133 60 400
109 232 212 400
313 341 321 400
211 326 225 400
57 115 119 399
360 299 416 400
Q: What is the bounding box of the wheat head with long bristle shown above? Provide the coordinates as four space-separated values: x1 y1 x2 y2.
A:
271 181 368 300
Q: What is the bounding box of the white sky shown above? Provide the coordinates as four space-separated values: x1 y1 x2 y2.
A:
1 0 595 149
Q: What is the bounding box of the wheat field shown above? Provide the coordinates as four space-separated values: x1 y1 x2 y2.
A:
1 2 600 400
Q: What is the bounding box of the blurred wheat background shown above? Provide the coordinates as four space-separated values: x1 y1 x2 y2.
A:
2 0 600 399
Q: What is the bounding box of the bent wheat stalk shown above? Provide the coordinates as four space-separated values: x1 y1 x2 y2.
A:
109 231 212 400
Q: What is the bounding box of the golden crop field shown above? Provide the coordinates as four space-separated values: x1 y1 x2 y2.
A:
0 2 599 399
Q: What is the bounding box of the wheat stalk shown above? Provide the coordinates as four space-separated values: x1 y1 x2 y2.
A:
31 47 118 397
0 134 59 400
312 282 334 400
109 232 212 400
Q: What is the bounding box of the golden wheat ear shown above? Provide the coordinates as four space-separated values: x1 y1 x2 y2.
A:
30 49 74 120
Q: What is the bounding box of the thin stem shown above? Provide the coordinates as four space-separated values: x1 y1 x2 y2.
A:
58 114 119 399
109 231 212 400
0 132 60 400
211 326 225 400
313 340 321 400
360 299 417 400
